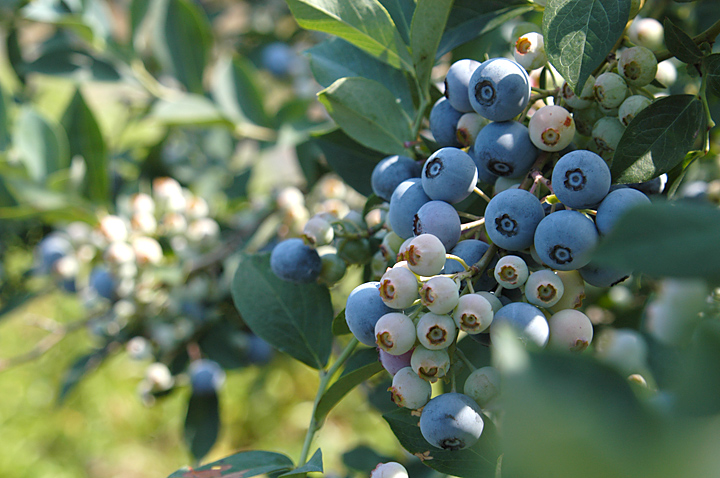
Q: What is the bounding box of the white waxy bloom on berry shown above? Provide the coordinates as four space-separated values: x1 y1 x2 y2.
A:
379 266 419 309
513 32 547 71
594 72 628 110
493 255 529 289
420 276 459 314
406 234 446 277
453 293 494 334
525 269 565 308
389 367 431 409
464 366 501 408
416 312 457 350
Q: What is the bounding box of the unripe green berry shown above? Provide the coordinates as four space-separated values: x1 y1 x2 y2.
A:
371 461 409 478
375 312 417 356
618 46 658 87
464 366 501 408
453 293 494 334
318 252 347 285
475 291 504 313
411 345 450 383
420 276 460 314
618 95 652 126
303 215 334 246
336 237 372 265
549 270 586 312
592 116 625 161
456 112 489 147
548 309 594 352
406 234 446 277
594 72 628 110
573 103 604 136
525 269 565 308
528 105 576 152
562 76 595 109
379 266 420 309
389 367 432 409
493 255 529 289
513 32 547 71
380 231 404 262
417 312 457 350
628 17 664 51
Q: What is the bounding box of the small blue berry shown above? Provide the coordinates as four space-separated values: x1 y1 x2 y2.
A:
270 238 322 283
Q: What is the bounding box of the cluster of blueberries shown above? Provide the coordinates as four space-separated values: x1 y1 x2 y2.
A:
269 28 670 453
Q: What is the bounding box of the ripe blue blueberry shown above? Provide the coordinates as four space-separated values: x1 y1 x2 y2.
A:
484 189 545 251
472 121 538 178
419 392 485 450
534 210 599 270
468 58 531 122
36 234 73 273
490 302 549 348
579 262 631 288
270 238 322 283
261 42 297 77
413 201 461 251
551 150 611 209
445 59 482 113
595 187 651 235
189 359 225 395
371 155 422 202
345 282 394 347
388 178 430 239
429 97 463 148
89 267 116 300
421 148 478 204
444 239 491 274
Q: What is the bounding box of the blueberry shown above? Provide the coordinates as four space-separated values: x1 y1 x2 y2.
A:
595 188 651 235
444 239 491 274
371 155 422 202
419 392 485 450
445 59 482 113
189 359 225 395
550 150 611 209
626 174 667 195
468 58 531 122
472 121 538 178
429 97 463 148
36 234 73 273
345 282 394 347
579 262 631 288
421 147 478 203
261 42 297 77
484 189 545 251
490 302 549 348
379 348 413 375
388 178 430 239
87 267 115 300
534 210 598 270
413 200 461 251
528 105 575 152
247 334 274 365
270 238 322 283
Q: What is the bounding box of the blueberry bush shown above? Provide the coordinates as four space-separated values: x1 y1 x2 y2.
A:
2 0 720 477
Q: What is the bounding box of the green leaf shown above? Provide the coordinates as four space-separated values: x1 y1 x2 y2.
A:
285 0 413 71
14 107 69 183
61 89 109 203
438 1 535 58
704 53 720 98
58 348 108 404
184 392 220 462
150 95 233 127
378 0 415 44
675 321 720 416
664 18 704 65
500 351 659 478
130 0 150 41
592 201 720 279
151 0 212 94
611 94 704 184
21 47 121 82
211 54 269 127
318 77 414 156
315 348 383 423
0 83 9 151
332 309 352 336
279 449 323 477
231 253 333 369
543 0 631 93
0 179 95 222
410 0 453 94
311 128 385 197
383 408 500 477
306 38 414 116
343 445 393 472
167 450 294 478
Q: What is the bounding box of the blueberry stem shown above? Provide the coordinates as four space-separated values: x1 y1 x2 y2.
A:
460 217 486 233
455 348 477 372
446 254 471 271
297 337 359 468
473 186 492 203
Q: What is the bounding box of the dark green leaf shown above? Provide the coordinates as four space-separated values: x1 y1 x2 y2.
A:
279 448 323 477
14 107 69 183
704 53 720 98
198 323 248 370
384 408 499 477
438 2 535 58
664 18 704 65
6 27 25 84
543 0 631 93
592 201 720 279
312 128 385 197
150 95 233 127
166 450 294 478
285 0 413 71
410 0 453 94
315 348 383 423
0 83 9 151
61 89 108 203
211 55 269 127
318 77 414 156
332 308 352 336
500 351 660 478
343 445 393 472
611 94 704 183
184 392 220 462
58 348 108 404
231 252 333 369
362 194 386 220
22 47 121 82
306 38 414 116
378 0 415 44
0 179 95 222
675 321 720 415
224 169 252 200
130 0 150 42
151 0 212 94
296 140 331 190
21 1 96 43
